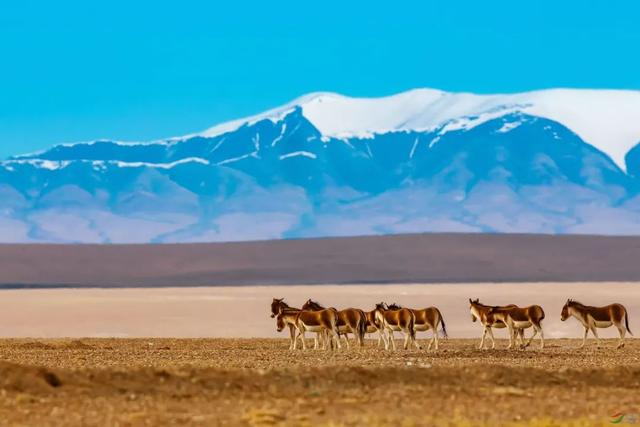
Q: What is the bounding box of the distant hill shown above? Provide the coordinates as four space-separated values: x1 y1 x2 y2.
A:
1 233 640 288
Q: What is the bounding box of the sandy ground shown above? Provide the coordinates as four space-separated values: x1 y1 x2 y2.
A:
0 282 638 339
1 282 637 425
0 338 639 426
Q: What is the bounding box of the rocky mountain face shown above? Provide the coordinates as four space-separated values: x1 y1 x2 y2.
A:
2 89 640 242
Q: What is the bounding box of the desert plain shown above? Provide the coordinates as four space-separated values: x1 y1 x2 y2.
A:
0 282 638 426
0 338 639 426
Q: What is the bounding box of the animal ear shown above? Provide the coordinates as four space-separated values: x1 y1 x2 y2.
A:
469 298 472 303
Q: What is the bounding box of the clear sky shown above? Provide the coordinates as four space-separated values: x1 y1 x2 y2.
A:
1 0 639 158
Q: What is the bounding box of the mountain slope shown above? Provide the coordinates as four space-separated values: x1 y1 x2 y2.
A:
199 89 640 172
2 89 640 243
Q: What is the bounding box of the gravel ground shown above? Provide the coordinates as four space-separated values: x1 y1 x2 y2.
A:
0 338 638 426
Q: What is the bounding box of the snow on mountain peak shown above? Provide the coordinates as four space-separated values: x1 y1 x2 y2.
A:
4 88 640 243
197 88 640 171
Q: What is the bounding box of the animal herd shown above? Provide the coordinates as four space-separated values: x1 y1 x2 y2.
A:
270 298 633 350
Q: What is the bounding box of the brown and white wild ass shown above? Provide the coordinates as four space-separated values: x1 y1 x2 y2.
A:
387 303 447 351
302 299 366 348
275 306 341 350
561 299 632 349
271 298 303 349
469 299 525 349
364 309 385 347
487 304 545 349
271 298 324 349
374 303 419 350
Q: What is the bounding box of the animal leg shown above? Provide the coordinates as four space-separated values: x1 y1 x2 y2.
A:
388 330 397 351
538 325 544 350
488 327 497 349
293 330 301 350
332 329 342 350
403 330 420 350
506 327 514 349
581 327 588 348
288 325 296 350
413 334 421 350
590 326 601 347
320 331 329 350
526 328 538 349
381 330 389 350
299 331 307 350
434 328 439 351
616 323 626 349
479 327 487 350
342 332 350 349
348 330 357 347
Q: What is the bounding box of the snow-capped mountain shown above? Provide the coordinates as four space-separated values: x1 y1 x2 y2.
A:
2 89 640 243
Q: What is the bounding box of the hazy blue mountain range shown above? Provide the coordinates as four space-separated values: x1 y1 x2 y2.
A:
2 89 640 243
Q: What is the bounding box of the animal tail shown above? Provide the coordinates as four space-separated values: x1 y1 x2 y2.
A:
358 310 367 345
437 309 448 339
409 312 416 342
330 311 340 349
332 308 342 338
625 308 633 335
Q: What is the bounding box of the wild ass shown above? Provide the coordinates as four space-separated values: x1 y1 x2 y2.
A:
271 298 303 349
364 309 385 347
561 299 632 349
374 303 419 350
302 299 366 348
275 306 341 350
469 299 525 349
270 298 323 349
487 304 545 349
387 303 447 350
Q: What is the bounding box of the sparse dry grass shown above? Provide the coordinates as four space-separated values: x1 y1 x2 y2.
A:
0 338 638 426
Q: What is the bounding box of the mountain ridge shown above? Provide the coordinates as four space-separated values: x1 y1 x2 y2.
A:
2 88 640 243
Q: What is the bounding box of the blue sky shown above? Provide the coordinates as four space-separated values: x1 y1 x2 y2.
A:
1 0 639 158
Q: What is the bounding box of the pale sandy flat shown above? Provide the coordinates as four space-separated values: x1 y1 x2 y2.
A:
0 282 638 339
